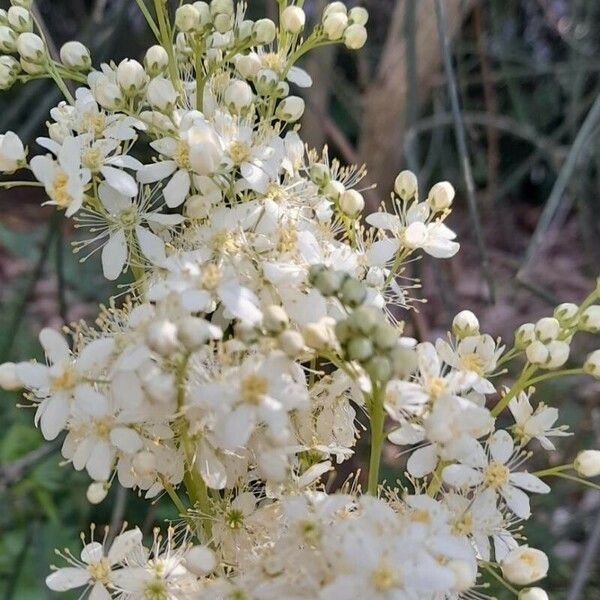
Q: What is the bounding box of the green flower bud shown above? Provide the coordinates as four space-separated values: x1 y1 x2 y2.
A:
365 355 392 383
314 270 346 297
338 277 367 308
346 337 373 362
373 323 397 351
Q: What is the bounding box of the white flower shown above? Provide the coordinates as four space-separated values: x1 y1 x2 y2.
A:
0 130 26 172
501 546 549 586
75 182 183 280
46 529 143 596
30 136 91 216
442 430 550 519
509 390 569 450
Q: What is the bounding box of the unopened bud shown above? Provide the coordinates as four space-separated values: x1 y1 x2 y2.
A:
146 319 179 356
276 96 305 122
60 41 91 70
515 323 535 349
324 179 345 200
339 189 364 217
224 79 254 112
178 317 222 351
175 4 201 32
278 330 305 357
309 163 330 187
303 317 336 351
544 340 570 369
117 59 148 96
519 589 549 600
344 24 367 50
263 305 289 334
584 349 600 378
16 32 45 63
144 45 169 76
7 6 32 32
0 26 17 52
580 305 600 333
210 0 234 16
147 76 178 112
323 2 347 19
86 482 108 505
554 302 579 325
252 19 277 44
185 546 216 576
0 362 22 390
338 277 367 308
394 170 418 201
427 181 455 211
281 6 306 34
323 12 348 40
525 340 549 365
365 355 393 383
452 310 479 338
574 450 600 478
534 317 560 342
346 337 373 362
349 7 369 26
501 547 548 586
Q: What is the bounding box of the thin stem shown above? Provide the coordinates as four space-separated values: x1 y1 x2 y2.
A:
0 181 44 189
526 368 584 387
153 0 180 91
491 364 536 417
367 384 385 495
161 478 189 516
135 0 162 40
552 473 600 491
533 464 574 478
480 563 519 596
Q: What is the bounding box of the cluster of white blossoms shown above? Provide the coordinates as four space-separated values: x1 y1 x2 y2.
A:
1 1 600 599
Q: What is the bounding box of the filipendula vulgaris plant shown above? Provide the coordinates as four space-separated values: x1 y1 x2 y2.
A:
1 1 600 599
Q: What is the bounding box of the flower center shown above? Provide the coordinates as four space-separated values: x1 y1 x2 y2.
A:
51 171 72 208
226 508 245 529
144 578 168 600
427 377 447 400
410 509 431 524
80 112 106 136
452 512 473 535
118 206 137 228
174 140 191 169
93 418 113 439
200 263 222 290
371 562 400 592
229 140 251 165
212 231 239 255
241 374 268 405
87 558 111 584
262 52 284 72
460 352 484 375
50 367 77 391
484 461 510 488
82 147 103 171
277 226 297 254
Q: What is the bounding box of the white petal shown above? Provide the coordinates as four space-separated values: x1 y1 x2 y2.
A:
76 338 115 375
365 212 401 231
442 464 483 488
218 281 262 324
287 66 312 87
367 238 400 267
89 582 111 600
101 166 138 198
40 395 70 440
136 160 177 183
98 182 130 213
86 440 113 481
74 384 108 417
489 429 514 464
163 168 190 208
39 328 70 364
135 226 166 264
16 362 49 388
46 567 90 591
102 230 128 280
107 529 143 564
81 542 104 564
501 484 531 519
110 427 143 454
509 472 550 494
217 405 254 450
407 444 438 477
198 441 227 490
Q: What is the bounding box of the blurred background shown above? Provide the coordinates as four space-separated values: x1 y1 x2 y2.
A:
1 0 600 597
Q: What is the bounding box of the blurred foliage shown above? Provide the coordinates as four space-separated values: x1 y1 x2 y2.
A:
1 0 600 598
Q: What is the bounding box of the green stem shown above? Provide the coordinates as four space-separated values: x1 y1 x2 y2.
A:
161 478 188 516
0 181 43 189
491 363 536 417
533 463 574 478
367 384 385 495
480 563 519 596
135 0 162 40
526 368 584 387
551 472 600 491
153 0 180 91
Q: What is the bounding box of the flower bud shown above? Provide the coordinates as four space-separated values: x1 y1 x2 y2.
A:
365 355 393 383
584 349 600 378
574 450 600 478
263 305 289 334
178 317 222 351
0 25 17 52
323 2 347 19
193 2 211 24
349 7 369 26
339 277 367 308
210 0 234 16
276 96 305 122
278 330 305 357
390 338 418 378
252 18 277 44
10 0 33 8
394 170 418 201
176 4 201 32
86 482 108 505
344 24 367 50
16 32 45 63
92 78 123 110
580 305 600 333
146 319 179 356
117 59 148 96
185 546 216 576
452 310 479 338
554 302 578 325
0 362 22 390
312 268 345 297
7 6 32 32
309 163 330 187
0 9 6 26
519 588 549 600
60 41 91 70
0 131 26 173
224 79 254 112
339 189 364 216
144 45 169 76
427 181 455 211
236 52 262 79
0 56 20 89
323 13 348 40
324 179 345 200
501 547 548 586
213 12 233 33
373 323 397 352
534 317 560 342
147 76 178 112
19 56 43 75
255 68 278 95
544 340 570 369
347 337 373 362
515 322 535 349
281 6 306 34
303 317 336 351
525 340 549 365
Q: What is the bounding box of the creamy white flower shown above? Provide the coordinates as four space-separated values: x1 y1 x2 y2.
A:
0 130 26 172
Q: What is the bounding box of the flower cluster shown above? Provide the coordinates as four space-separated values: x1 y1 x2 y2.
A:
1 1 600 599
